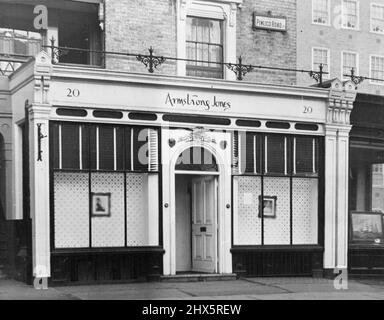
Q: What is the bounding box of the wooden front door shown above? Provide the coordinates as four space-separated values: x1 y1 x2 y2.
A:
191 176 218 273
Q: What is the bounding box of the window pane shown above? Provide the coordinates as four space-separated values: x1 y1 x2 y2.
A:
81 125 90 170
263 177 290 245
176 147 218 171
265 135 286 174
210 20 222 44
124 127 132 171
13 38 28 55
313 0 329 24
292 178 318 244
343 0 358 28
349 142 384 212
372 5 384 33
51 123 60 169
186 16 223 79
98 126 114 170
54 172 90 248
296 137 318 174
243 133 261 174
233 176 262 245
371 56 384 83
342 52 357 78
62 123 80 169
90 126 97 170
133 127 149 171
0 28 42 56
91 172 125 247
116 127 124 171
372 164 384 213
126 173 159 246
313 48 329 78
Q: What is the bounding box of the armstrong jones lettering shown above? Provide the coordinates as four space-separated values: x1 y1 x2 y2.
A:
165 93 231 111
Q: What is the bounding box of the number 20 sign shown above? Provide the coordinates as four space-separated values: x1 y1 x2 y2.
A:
67 88 80 98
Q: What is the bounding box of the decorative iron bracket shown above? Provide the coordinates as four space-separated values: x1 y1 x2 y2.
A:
37 123 47 162
50 37 69 64
309 64 324 84
226 56 254 81
348 68 364 86
136 47 166 73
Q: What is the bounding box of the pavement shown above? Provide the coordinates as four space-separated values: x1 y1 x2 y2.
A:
1 277 384 300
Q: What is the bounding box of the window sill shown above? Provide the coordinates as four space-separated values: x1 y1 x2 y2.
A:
311 22 331 27
56 62 104 69
341 26 360 32
370 30 384 36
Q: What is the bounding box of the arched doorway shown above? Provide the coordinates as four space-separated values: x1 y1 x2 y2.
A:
162 128 233 276
174 147 219 274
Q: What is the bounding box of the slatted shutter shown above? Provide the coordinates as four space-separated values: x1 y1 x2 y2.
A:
148 128 159 172
232 131 240 175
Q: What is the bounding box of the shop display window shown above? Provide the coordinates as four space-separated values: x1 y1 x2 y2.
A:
233 133 321 246
349 139 384 244
51 122 160 249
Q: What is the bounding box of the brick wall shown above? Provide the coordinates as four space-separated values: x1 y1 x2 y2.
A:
103 0 298 85
104 0 177 75
237 0 297 85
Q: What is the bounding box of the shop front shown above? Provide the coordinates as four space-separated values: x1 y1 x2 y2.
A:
7 52 357 284
349 93 384 276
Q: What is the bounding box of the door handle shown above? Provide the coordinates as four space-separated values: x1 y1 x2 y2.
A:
200 227 207 232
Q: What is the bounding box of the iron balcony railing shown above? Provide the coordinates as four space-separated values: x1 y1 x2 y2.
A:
1 37 383 88
43 39 384 87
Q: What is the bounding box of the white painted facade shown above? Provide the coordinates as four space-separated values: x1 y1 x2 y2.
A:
2 51 357 281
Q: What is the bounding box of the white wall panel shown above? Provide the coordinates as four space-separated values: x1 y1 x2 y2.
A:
91 172 125 247
263 177 291 245
234 176 262 245
54 172 89 248
292 178 318 244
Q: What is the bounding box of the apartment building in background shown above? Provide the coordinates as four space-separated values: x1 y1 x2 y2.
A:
297 0 384 95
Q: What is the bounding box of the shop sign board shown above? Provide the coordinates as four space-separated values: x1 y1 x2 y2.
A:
50 80 327 123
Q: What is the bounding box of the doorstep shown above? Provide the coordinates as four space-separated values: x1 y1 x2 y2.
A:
160 273 237 283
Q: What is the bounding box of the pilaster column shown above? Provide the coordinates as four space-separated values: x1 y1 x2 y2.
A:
324 126 337 269
323 80 356 274
28 104 51 281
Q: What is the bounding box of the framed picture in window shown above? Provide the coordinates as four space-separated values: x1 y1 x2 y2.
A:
91 193 111 217
258 196 277 218
350 212 383 243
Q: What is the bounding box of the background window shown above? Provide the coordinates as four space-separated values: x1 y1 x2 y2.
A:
0 28 42 75
371 56 384 84
350 142 384 215
342 51 358 79
342 0 359 29
313 0 329 24
0 28 42 56
186 16 223 79
372 4 384 33
313 48 330 78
